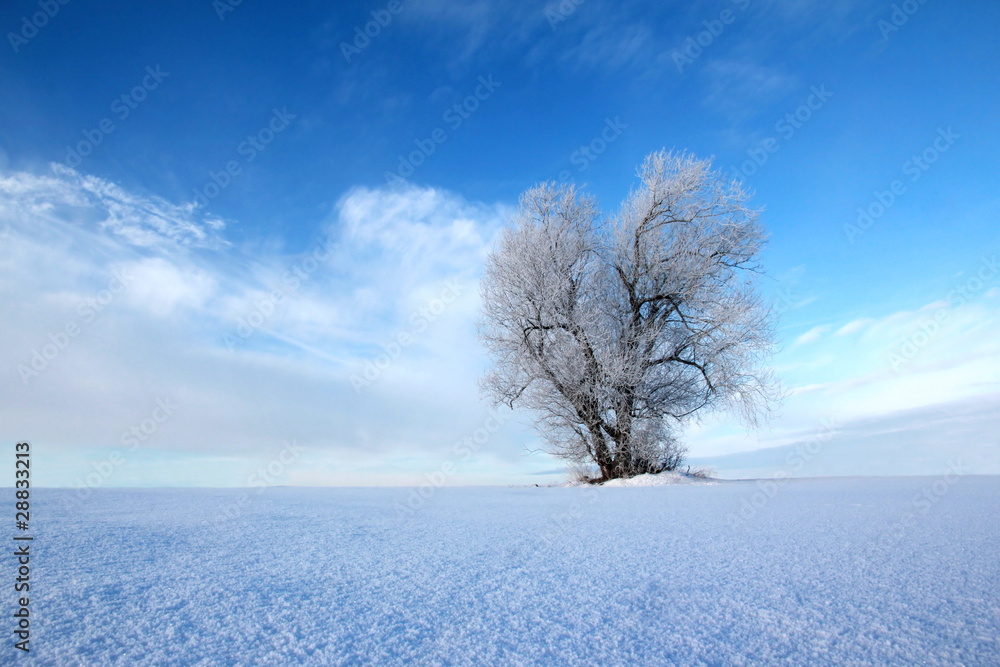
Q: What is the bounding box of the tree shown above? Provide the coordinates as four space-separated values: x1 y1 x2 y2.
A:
478 150 780 482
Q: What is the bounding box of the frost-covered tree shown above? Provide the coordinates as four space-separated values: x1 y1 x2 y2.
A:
479 150 780 481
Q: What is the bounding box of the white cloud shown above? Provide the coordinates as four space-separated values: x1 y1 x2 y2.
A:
0 164 533 487
701 60 799 120
558 22 653 73
787 383 830 396
123 257 217 316
688 285 1000 468
0 165 227 249
835 317 874 336
692 393 1000 479
794 325 829 346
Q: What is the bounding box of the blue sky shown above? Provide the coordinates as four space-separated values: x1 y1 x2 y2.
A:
1 0 998 488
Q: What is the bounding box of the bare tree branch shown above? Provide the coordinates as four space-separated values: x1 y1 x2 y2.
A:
478 151 781 481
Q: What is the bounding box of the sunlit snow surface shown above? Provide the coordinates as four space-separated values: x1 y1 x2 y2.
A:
19 477 1000 665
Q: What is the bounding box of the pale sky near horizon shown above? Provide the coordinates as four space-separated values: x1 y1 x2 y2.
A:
1 0 998 487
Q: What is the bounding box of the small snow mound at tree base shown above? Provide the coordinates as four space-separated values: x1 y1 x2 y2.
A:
566 471 719 487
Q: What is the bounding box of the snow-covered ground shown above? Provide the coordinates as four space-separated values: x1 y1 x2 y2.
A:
567 470 718 487
18 476 1000 665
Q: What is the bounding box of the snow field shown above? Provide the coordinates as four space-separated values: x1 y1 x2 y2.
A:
15 476 1000 665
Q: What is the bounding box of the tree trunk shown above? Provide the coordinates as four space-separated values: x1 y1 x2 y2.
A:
589 424 614 480
610 435 633 480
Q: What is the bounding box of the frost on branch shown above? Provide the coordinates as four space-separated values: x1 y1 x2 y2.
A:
478 150 780 482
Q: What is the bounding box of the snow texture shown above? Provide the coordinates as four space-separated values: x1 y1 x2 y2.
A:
14 476 1000 665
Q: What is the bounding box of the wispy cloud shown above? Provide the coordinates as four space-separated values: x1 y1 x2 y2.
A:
700 59 799 121
835 317 875 336
688 288 1000 467
794 324 829 346
0 164 533 486
0 165 228 249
